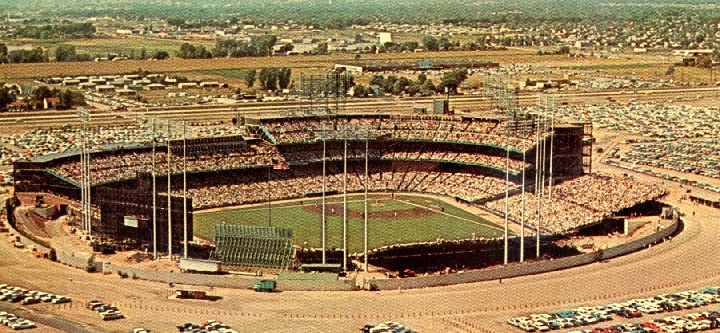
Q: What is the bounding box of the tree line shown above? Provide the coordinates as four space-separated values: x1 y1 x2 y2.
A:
355 69 467 98
15 22 96 39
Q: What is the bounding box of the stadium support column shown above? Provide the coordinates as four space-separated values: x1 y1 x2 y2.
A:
152 119 157 260
321 126 327 264
343 127 348 272
503 127 510 266
167 121 172 260
520 145 526 263
183 121 187 260
364 129 369 273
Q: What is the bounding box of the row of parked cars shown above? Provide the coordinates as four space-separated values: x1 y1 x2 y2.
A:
85 300 125 320
0 284 71 305
508 287 720 332
0 311 36 330
567 310 720 333
176 320 238 333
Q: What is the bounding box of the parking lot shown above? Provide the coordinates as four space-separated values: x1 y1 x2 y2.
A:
508 287 720 332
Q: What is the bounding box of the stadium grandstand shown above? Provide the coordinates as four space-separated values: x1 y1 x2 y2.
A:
10 113 664 258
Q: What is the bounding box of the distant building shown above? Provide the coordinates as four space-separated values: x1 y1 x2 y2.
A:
43 97 60 109
673 49 714 57
178 82 199 89
116 29 133 35
378 32 392 45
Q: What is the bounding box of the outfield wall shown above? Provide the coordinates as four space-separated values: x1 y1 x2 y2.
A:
365 219 679 290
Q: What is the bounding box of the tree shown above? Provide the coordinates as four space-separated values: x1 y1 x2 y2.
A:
417 73 427 84
0 87 14 111
423 36 439 51
140 47 147 60
316 42 329 55
33 86 52 108
245 69 257 88
419 78 436 95
438 69 468 93
251 35 277 56
0 43 7 56
278 68 292 90
167 18 185 28
353 84 367 97
438 37 452 51
55 45 77 62
153 50 170 60
178 43 196 59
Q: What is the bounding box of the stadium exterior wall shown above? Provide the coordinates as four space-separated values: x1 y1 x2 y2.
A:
365 219 679 290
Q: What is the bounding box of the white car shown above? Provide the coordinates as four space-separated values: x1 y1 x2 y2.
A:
9 320 35 330
99 310 124 320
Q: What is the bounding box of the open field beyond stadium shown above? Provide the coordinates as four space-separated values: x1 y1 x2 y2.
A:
194 193 504 253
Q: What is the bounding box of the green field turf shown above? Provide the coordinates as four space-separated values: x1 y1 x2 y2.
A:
194 194 506 253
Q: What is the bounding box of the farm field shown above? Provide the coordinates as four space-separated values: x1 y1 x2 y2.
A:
0 48 673 81
193 193 504 253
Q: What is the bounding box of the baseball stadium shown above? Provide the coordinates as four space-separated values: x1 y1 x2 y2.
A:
8 111 669 276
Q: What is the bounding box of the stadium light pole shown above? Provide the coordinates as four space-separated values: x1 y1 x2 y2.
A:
183 121 187 260
503 124 510 266
364 128 369 273
78 107 90 235
321 125 327 265
520 142 526 263
167 121 172 260
535 116 541 259
342 125 348 272
548 111 555 201
152 119 157 260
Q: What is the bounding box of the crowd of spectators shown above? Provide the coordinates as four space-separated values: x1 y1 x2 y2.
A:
178 164 514 209
261 116 539 150
51 141 282 184
0 124 245 166
482 173 665 234
281 146 529 172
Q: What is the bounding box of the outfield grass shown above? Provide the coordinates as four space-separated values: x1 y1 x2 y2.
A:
194 194 504 253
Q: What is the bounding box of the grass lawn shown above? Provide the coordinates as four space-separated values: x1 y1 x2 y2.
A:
194 194 504 253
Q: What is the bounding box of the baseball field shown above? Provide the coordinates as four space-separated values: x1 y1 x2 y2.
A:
193 193 505 253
